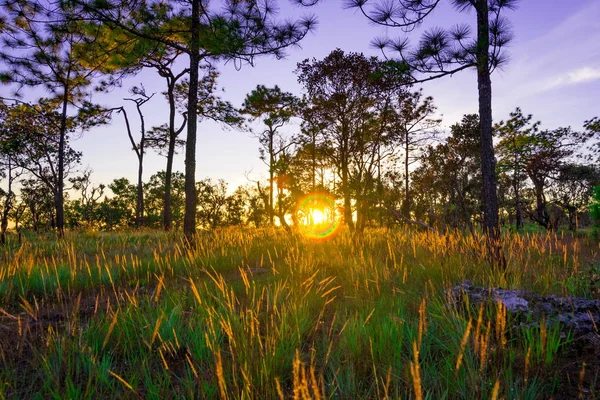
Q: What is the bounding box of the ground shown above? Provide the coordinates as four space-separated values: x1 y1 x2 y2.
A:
0 228 598 399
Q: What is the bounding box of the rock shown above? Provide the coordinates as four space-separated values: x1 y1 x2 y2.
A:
447 280 600 338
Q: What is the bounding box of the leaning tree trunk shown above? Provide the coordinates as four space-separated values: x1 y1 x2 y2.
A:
183 0 201 243
476 1 505 269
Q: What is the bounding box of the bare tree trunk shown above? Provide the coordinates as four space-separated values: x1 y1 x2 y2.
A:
136 152 144 228
0 160 13 245
514 179 523 230
513 145 523 230
163 87 177 231
340 125 354 232
476 1 505 269
269 131 275 226
56 82 70 238
341 156 354 232
403 138 410 218
184 0 200 243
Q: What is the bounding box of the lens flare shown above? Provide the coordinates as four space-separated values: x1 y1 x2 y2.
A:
295 192 342 241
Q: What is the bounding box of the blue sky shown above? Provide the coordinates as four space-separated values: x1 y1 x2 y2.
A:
64 0 600 191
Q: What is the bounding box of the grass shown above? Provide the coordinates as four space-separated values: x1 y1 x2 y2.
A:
0 227 598 399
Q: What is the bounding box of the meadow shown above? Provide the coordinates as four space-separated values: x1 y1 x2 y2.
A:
0 228 598 399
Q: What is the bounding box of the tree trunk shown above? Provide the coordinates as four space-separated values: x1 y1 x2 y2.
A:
0 161 12 245
341 156 354 232
163 86 177 231
514 179 523 230
513 146 523 230
136 152 144 228
56 83 70 238
311 131 316 192
183 0 200 243
269 130 275 226
476 1 504 268
341 126 354 232
567 208 576 232
455 180 475 236
403 137 410 218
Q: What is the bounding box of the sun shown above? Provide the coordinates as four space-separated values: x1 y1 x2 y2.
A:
310 209 326 224
295 192 342 241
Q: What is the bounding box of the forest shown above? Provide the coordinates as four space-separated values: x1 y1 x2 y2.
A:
0 0 599 398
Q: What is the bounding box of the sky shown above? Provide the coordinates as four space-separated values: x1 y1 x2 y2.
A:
9 0 600 192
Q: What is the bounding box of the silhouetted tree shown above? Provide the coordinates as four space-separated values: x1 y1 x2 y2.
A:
116 85 154 228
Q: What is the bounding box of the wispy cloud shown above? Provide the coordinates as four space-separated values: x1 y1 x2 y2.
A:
544 66 600 90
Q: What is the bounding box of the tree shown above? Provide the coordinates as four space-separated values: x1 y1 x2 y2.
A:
0 101 82 230
524 127 585 231
115 85 154 228
20 178 56 232
73 18 192 231
294 111 331 194
241 85 301 226
296 49 400 233
100 177 137 229
412 114 482 232
551 164 599 232
330 0 519 265
495 107 539 230
591 186 600 231
147 63 241 230
72 0 316 241
144 57 188 231
0 102 24 243
391 89 440 218
144 171 186 229
68 169 106 228
196 178 228 229
584 117 599 163
224 186 248 226
0 0 120 236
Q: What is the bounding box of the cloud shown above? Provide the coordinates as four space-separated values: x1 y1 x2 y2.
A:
544 66 600 90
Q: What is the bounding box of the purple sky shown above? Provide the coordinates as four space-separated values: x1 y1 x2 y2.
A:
72 0 600 191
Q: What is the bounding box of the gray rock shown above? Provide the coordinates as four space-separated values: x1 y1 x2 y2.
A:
447 280 600 338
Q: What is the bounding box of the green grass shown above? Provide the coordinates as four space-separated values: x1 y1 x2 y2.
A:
0 227 598 399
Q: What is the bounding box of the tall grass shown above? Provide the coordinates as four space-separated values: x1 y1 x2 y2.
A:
0 227 597 398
